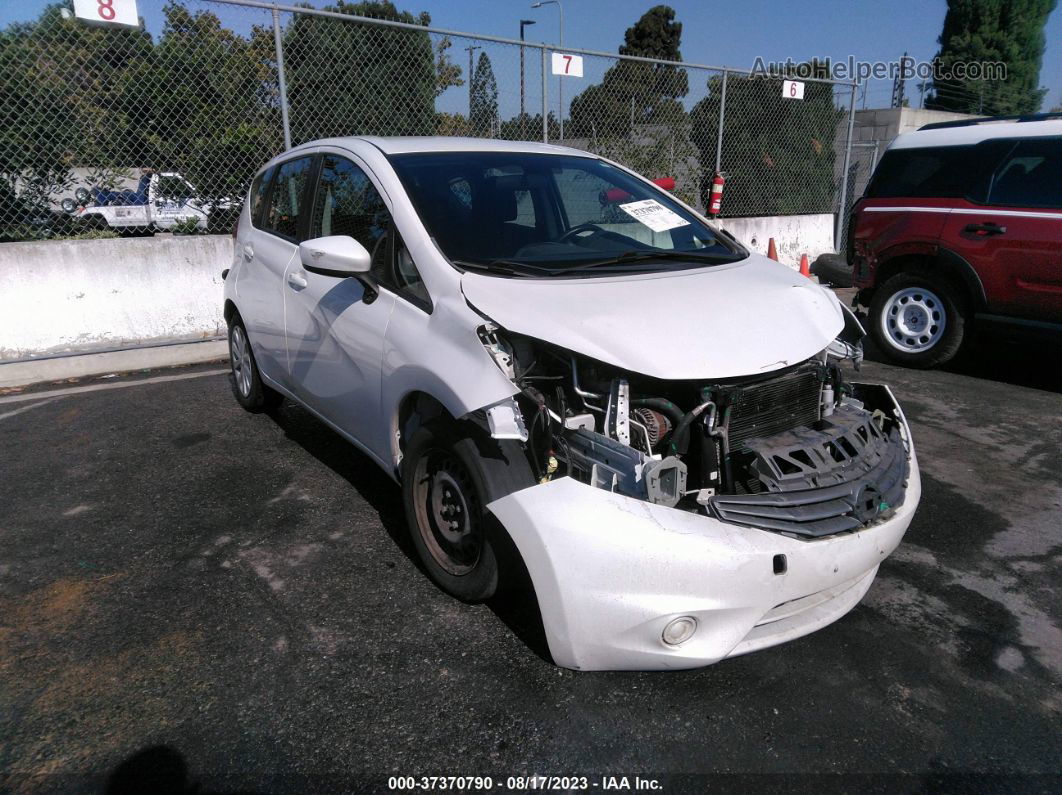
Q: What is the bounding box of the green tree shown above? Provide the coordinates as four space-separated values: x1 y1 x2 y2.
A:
284 1 437 141
498 112 560 141
926 0 1057 115
469 52 498 136
0 3 155 223
433 36 464 99
127 3 282 204
567 5 688 139
690 61 842 216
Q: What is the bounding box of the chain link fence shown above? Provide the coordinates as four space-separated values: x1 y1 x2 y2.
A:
0 0 857 245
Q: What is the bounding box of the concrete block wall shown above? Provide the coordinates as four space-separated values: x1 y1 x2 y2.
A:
0 235 233 361
0 215 831 363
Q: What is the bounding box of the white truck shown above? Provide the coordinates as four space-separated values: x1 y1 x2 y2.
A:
72 171 228 233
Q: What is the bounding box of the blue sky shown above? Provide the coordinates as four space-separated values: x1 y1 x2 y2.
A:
4 0 1060 111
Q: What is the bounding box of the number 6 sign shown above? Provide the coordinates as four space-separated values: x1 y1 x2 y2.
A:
73 0 140 29
782 79 806 100
551 53 584 78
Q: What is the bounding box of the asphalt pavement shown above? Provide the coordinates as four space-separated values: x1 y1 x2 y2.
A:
1 329 1060 793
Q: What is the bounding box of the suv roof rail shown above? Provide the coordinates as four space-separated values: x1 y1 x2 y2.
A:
919 111 1062 131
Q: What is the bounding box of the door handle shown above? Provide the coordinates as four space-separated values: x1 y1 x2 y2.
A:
964 222 1006 236
287 272 308 290
242 245 254 260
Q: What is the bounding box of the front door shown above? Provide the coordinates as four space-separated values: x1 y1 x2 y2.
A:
283 152 396 461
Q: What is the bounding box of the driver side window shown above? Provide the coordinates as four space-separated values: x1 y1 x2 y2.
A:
310 155 390 270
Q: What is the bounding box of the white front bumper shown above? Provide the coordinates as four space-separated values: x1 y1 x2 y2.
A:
488 451 920 672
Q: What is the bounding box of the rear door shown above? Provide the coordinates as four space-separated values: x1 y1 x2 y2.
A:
282 151 396 461
238 154 315 386
941 137 1062 321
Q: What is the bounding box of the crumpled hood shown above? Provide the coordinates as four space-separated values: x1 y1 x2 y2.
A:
461 254 844 380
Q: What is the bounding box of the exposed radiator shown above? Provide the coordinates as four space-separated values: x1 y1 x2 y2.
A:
725 363 823 452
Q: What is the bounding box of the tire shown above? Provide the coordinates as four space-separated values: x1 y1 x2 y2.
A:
401 420 534 602
811 253 854 288
869 271 968 369
227 317 283 412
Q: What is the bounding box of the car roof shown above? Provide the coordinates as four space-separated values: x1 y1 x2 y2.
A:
305 135 594 157
890 118 1062 150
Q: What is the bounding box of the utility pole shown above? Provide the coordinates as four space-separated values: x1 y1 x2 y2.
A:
531 0 564 140
519 19 536 123
465 45 480 119
891 52 911 108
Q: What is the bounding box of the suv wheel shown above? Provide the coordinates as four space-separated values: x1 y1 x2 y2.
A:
401 420 533 602
227 317 282 412
870 272 967 368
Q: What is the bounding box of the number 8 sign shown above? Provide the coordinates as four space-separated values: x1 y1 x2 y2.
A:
73 0 140 29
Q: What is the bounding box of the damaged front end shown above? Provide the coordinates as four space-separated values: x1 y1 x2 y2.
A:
478 320 910 540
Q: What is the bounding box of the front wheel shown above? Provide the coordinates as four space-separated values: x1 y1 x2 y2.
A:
869 272 968 369
401 421 533 602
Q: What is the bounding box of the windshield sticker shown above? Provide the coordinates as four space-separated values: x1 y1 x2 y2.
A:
618 199 691 232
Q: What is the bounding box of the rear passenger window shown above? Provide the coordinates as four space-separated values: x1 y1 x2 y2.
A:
988 139 1062 208
265 156 313 240
249 167 273 228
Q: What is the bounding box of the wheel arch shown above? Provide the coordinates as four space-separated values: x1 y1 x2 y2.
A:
871 249 986 312
223 298 240 325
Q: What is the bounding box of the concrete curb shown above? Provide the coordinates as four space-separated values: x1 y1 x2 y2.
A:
0 340 228 388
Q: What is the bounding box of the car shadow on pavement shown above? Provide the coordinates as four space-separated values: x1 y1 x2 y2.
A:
105 745 259 795
264 401 554 666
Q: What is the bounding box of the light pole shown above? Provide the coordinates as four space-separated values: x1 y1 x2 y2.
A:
465 44 480 119
519 19 536 123
531 0 563 140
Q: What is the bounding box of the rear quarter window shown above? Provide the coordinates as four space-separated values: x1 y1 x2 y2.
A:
866 141 1010 203
249 167 273 229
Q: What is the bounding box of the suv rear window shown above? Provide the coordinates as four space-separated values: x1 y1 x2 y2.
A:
866 146 974 199
865 140 1013 203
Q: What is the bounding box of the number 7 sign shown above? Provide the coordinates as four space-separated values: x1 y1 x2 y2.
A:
73 0 140 29
551 53 584 78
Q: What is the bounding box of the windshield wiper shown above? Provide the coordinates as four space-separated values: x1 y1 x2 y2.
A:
562 249 743 272
451 258 559 277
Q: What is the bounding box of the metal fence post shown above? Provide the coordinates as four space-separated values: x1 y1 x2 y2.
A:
272 6 293 151
834 82 858 250
715 69 727 173
541 47 549 143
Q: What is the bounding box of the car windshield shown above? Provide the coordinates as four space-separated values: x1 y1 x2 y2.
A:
387 151 744 276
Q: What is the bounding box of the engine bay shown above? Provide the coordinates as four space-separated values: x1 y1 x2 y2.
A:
480 324 910 538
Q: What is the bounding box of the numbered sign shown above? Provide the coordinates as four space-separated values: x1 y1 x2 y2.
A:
782 80 805 100
73 0 140 29
551 53 584 78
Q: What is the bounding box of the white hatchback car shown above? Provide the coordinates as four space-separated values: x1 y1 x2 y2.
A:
224 137 920 671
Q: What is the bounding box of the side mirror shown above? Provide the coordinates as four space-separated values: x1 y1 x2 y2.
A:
299 235 372 276
298 235 378 303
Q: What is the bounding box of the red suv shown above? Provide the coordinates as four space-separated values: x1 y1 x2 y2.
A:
850 115 1062 368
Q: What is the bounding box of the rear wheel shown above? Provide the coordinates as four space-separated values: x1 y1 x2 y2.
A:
869 271 968 368
401 420 533 602
227 317 282 412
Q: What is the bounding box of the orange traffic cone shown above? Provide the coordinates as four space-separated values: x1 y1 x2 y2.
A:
799 253 811 278
766 237 778 262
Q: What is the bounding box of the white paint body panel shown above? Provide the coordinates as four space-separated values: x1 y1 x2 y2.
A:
222 137 920 671
462 255 844 379
489 419 920 672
